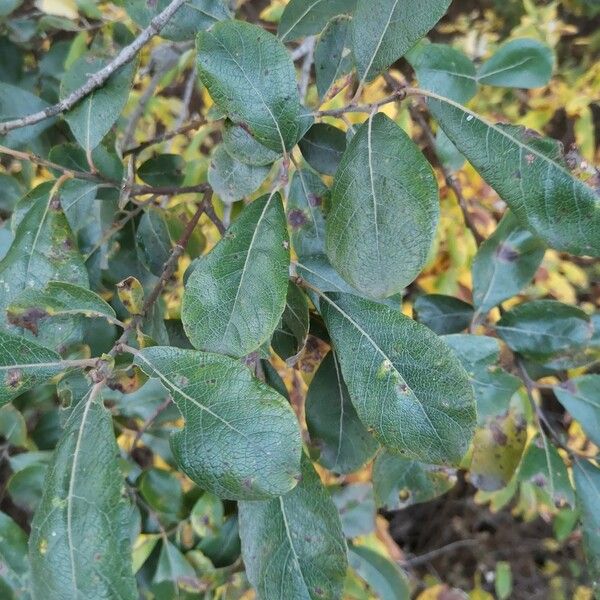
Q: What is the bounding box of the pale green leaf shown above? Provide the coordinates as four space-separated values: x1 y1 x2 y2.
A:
182 193 289 357
278 0 355 41
554 375 600 447
222 120 280 166
0 512 30 598
326 113 439 299
331 484 376 539
314 16 353 99
133 346 302 500
319 293 476 465
239 454 347 600
272 282 310 365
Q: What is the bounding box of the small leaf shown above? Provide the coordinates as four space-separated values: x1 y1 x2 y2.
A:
427 94 600 256
331 483 376 538
352 0 451 82
222 119 280 166
136 208 172 277
0 512 30 596
296 256 357 295
306 351 378 474
117 276 145 315
0 330 65 406
326 113 439 299
319 293 476 465
554 375 600 447
182 193 289 357
139 468 183 518
190 492 224 538
299 123 347 176
314 16 354 99
472 211 545 314
413 294 474 335
238 454 347 600
349 545 410 600
133 347 302 500
197 20 303 152
7 281 116 334
496 300 592 360
61 54 136 152
573 459 600 588
407 42 476 104
477 38 553 88
272 282 310 365
29 390 137 600
208 145 271 204
127 0 231 42
518 434 574 508
373 451 456 510
278 0 355 42
152 540 198 595
137 154 185 188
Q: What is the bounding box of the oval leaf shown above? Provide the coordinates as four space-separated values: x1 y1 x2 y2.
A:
554 375 600 447
278 0 355 42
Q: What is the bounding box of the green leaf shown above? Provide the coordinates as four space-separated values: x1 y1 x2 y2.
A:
238 454 347 600
287 168 328 261
61 54 136 152
314 16 354 99
518 434 574 508
272 282 310 365
0 174 23 213
0 330 65 406
222 120 280 166
197 515 241 567
296 256 357 295
182 193 289 357
352 0 451 82
208 145 271 204
477 38 553 88
190 492 224 538
496 300 592 359
152 540 199 596
299 123 347 176
127 0 231 42
554 375 600 447
0 404 27 446
472 211 545 314
7 281 116 334
136 208 172 277
326 113 439 299
138 154 185 188
427 93 600 256
139 468 183 518
278 0 355 41
331 483 376 538
133 346 302 500
407 42 476 104
373 451 456 510
573 459 600 587
349 545 410 600
0 512 30 598
48 142 124 182
413 294 474 335
197 20 302 152
443 334 521 422
306 351 378 474
29 389 137 600
319 293 476 465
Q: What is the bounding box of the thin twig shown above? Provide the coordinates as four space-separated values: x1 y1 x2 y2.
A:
399 539 479 568
129 183 211 196
314 89 406 117
166 63 197 153
123 117 205 156
0 0 187 135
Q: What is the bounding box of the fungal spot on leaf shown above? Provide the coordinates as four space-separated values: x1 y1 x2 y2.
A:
398 488 411 501
525 153 535 165
490 422 508 446
288 209 307 229
308 193 322 207
7 307 49 335
6 368 22 389
376 358 393 379
38 539 48 555
496 243 520 262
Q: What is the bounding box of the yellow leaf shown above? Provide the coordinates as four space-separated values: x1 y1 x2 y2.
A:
35 0 78 19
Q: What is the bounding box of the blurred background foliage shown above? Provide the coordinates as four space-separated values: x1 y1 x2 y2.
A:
0 0 599 598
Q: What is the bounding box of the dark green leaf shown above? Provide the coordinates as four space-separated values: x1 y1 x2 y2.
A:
427 94 600 256
413 294 474 335
136 208 172 277
326 113 439 299
239 454 347 600
407 42 476 104
472 211 545 314
190 492 224 538
197 515 241 567
197 20 302 152
139 468 183 518
477 38 553 88
0 174 23 213
296 256 357 294
573 459 600 585
61 55 136 152
352 0 451 82
554 375 600 447
0 330 65 406
278 0 355 41
152 540 198 595
222 120 280 166
373 451 456 510
496 300 592 359
127 0 231 42
299 123 347 176
0 512 29 598
182 193 289 357
320 293 476 464
138 154 185 188
29 390 137 600
133 347 302 500
208 145 271 204
272 282 310 365
314 16 353 99
306 351 378 474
